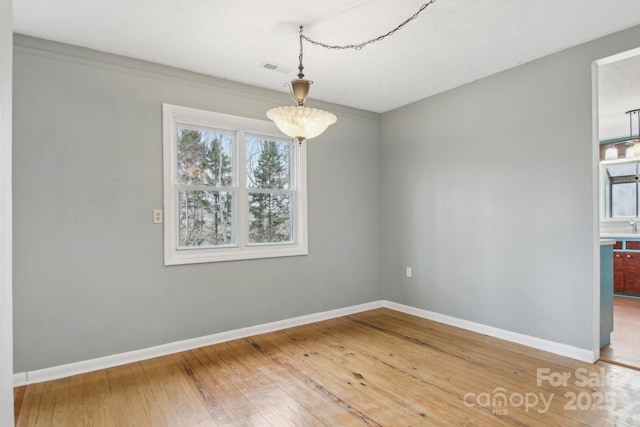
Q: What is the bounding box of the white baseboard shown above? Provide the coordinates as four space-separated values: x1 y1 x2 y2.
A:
15 301 383 386
14 299 595 386
381 300 594 363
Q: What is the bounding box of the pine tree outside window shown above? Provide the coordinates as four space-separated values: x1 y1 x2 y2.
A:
247 137 293 244
163 104 308 265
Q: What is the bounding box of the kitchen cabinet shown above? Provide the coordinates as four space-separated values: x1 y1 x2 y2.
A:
622 252 640 294
614 252 625 292
613 245 640 295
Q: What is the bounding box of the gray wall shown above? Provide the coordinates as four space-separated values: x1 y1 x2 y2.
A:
15 23 640 374
381 24 640 350
1 0 13 423
13 35 382 372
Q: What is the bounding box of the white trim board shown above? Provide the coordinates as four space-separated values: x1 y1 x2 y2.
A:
383 301 595 363
14 301 383 386
13 300 594 387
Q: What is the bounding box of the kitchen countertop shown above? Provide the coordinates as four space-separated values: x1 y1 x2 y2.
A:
600 239 616 246
600 233 640 239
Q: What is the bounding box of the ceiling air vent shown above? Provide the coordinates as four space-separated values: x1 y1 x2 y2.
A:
260 61 291 74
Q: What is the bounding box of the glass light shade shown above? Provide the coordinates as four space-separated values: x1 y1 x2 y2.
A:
626 145 635 159
267 106 337 142
604 146 618 160
633 141 640 158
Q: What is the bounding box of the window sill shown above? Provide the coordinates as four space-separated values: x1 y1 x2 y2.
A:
164 243 308 265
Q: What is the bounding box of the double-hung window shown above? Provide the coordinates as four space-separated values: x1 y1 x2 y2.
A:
162 104 307 265
602 160 639 218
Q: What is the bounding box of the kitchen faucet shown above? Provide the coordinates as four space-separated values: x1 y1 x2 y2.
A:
632 219 638 233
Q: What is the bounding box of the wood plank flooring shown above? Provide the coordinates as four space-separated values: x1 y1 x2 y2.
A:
600 295 640 369
15 308 640 426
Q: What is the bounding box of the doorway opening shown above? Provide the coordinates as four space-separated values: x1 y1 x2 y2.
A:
600 295 640 368
595 46 640 370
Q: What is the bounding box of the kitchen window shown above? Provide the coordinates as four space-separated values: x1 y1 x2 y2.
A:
162 104 307 265
601 159 640 218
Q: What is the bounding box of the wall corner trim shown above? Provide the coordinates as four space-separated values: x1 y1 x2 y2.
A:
381 300 596 363
13 373 26 388
14 299 596 387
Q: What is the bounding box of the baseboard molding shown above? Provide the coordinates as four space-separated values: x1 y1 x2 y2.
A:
382 300 594 363
15 301 384 386
14 299 595 386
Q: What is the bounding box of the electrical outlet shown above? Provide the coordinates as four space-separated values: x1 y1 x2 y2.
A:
153 209 163 224
406 267 412 278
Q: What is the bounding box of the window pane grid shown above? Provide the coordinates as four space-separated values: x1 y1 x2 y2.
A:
176 184 237 193
246 136 292 190
245 188 294 195
176 127 234 187
163 104 307 265
604 161 640 218
177 189 235 248
248 192 293 244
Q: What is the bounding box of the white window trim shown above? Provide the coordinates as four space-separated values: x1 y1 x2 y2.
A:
162 103 308 265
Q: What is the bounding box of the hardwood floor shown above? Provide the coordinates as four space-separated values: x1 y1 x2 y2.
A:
600 295 640 369
15 308 640 426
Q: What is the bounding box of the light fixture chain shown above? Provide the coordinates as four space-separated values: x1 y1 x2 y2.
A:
271 0 436 142
298 26 305 78
300 0 436 51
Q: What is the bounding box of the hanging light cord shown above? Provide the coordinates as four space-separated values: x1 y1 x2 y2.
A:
299 0 437 52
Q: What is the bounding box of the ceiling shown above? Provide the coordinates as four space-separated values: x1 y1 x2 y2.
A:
598 53 640 141
12 0 640 121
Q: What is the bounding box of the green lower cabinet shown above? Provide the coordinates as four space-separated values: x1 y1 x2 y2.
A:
601 245 613 349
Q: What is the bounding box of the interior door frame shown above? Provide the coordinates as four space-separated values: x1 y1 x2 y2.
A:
591 46 640 362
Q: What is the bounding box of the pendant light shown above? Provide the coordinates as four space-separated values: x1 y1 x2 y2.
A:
266 1 437 144
266 27 337 144
626 144 635 159
604 145 618 160
627 109 640 157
